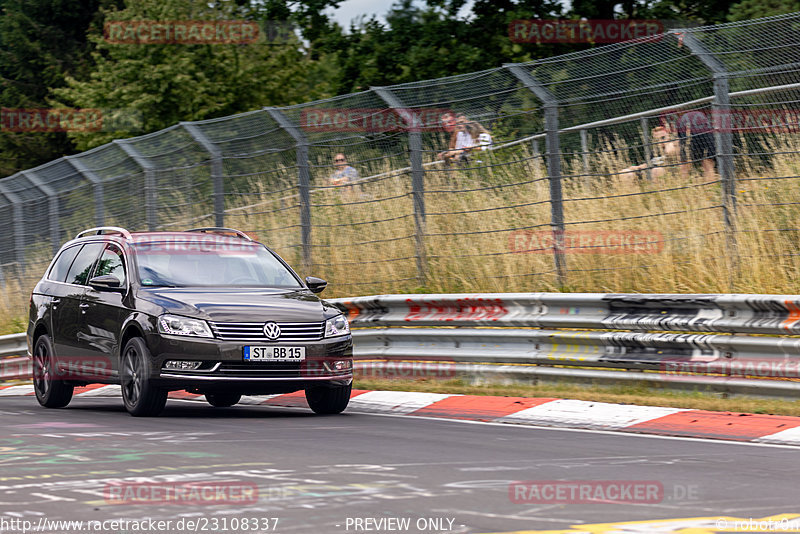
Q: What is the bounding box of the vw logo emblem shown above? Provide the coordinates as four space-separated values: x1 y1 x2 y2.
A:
263 322 281 340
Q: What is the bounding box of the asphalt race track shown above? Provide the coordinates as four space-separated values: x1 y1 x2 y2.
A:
0 395 799 534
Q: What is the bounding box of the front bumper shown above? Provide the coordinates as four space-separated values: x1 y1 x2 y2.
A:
147 332 353 392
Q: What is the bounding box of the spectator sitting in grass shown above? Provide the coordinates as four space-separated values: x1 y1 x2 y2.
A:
329 153 358 186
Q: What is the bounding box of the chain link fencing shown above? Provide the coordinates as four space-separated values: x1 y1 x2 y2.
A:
1 13 800 296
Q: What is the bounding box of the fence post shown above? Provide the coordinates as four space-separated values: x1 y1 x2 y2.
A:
372 86 427 287
181 122 225 227
677 33 735 219
115 140 157 231
21 171 60 255
579 129 590 186
506 64 566 287
640 117 652 181
266 108 312 272
0 183 26 267
679 32 737 283
65 156 105 226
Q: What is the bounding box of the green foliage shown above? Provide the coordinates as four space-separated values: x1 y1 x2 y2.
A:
728 0 800 21
50 0 336 151
1 0 800 175
313 0 566 94
0 0 118 175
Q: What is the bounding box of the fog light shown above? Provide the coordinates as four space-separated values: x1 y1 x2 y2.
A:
164 360 202 371
333 360 352 371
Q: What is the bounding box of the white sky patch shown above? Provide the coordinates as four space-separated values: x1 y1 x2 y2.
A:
326 0 476 31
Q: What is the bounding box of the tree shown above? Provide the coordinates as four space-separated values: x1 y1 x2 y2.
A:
728 0 800 20
51 0 336 150
0 0 118 176
312 0 564 95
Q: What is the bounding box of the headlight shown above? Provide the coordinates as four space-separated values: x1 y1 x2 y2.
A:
324 314 350 338
158 314 213 338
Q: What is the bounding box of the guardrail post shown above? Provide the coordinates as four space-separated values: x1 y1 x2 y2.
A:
115 140 157 231
506 64 566 287
266 108 312 271
21 171 60 255
678 32 737 285
0 183 25 267
181 122 225 227
372 86 427 286
640 117 653 181
65 156 105 226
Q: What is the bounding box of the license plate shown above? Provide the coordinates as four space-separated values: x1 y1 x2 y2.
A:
244 346 305 361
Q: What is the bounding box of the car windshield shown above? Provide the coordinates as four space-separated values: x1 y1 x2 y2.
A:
132 241 302 288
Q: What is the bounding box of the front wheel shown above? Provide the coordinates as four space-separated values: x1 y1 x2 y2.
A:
205 392 241 407
305 383 351 414
120 337 167 417
32 334 73 408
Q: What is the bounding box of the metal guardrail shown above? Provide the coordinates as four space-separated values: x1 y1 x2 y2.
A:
329 293 800 398
0 333 26 358
0 333 30 381
329 292 800 334
4 293 800 397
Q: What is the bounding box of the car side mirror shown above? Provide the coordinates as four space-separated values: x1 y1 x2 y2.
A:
89 274 123 291
305 276 327 294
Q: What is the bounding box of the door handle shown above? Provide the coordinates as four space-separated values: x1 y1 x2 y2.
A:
79 303 89 314
51 298 61 309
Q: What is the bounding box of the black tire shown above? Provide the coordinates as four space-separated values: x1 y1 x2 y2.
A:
32 334 73 408
205 392 241 407
120 337 168 417
305 383 352 414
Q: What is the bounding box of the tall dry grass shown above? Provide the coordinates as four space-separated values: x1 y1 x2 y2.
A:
0 274 37 335
2 134 800 333
285 135 800 298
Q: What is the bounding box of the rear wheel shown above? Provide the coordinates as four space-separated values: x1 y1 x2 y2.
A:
120 337 167 417
205 392 241 407
32 334 73 408
305 383 351 414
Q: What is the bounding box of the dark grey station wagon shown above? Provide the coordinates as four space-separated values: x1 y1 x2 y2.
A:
27 227 353 416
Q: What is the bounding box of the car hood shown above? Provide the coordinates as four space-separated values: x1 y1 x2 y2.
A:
137 287 334 323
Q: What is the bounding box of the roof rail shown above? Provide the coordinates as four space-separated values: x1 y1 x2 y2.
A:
75 226 133 240
185 227 253 241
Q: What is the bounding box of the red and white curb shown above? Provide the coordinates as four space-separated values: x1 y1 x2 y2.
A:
3 384 800 446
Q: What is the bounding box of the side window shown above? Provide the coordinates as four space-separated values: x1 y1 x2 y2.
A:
65 243 104 286
94 244 127 286
47 245 81 283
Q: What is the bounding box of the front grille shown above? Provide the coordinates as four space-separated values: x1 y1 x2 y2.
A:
209 321 324 342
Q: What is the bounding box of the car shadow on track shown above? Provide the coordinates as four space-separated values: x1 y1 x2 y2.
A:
60 398 331 419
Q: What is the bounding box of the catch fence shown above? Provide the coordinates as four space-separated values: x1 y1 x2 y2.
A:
1 13 800 295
